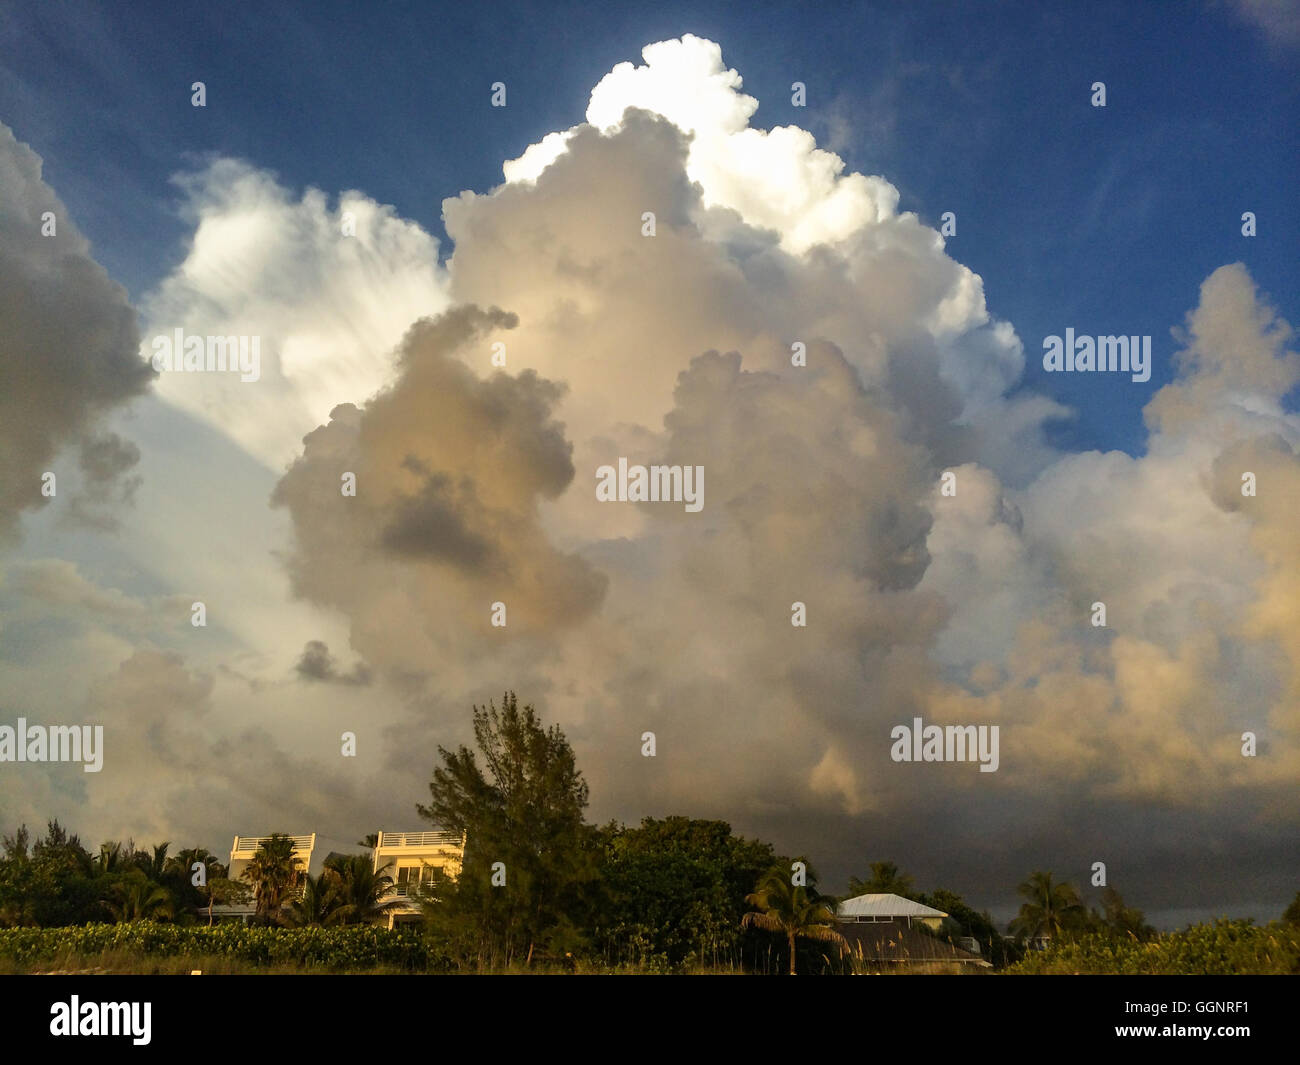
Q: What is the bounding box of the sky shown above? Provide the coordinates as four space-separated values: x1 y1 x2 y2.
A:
0 0 1297 928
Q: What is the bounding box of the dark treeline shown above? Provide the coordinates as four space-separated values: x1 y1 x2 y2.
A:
0 824 237 928
4 693 1297 974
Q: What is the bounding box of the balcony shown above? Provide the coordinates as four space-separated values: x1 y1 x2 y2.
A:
231 833 315 857
374 830 465 850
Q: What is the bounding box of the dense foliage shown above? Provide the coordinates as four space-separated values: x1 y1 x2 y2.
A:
0 923 444 970
592 816 781 971
416 692 599 967
1006 919 1300 975
0 822 239 928
917 888 1019 967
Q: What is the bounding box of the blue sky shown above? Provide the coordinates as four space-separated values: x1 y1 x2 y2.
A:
3 1 1295 457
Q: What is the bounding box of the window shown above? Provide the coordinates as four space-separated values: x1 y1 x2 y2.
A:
396 864 439 893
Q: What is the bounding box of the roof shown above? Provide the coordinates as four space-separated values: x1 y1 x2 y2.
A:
837 921 991 967
835 893 948 920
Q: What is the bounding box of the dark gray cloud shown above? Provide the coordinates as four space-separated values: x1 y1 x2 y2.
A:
0 121 152 542
295 640 372 686
272 305 607 670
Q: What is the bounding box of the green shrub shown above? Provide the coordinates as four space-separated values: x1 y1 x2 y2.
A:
0 923 451 972
1006 919 1300 975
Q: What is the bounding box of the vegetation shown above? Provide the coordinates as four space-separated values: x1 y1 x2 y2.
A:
0 923 445 973
918 887 1019 967
1007 919 1300 975
241 834 302 922
741 865 845 975
593 816 778 971
0 693 1291 974
324 853 394 925
849 860 916 899
416 692 598 968
0 822 239 928
1282 891 1300 926
1009 870 1084 945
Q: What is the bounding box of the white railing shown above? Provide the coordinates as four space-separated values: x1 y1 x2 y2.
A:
231 833 315 855
375 831 464 850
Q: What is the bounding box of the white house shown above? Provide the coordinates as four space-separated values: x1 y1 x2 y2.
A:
835 893 949 931
372 829 466 929
835 893 991 970
210 832 317 923
208 828 466 927
228 832 316 884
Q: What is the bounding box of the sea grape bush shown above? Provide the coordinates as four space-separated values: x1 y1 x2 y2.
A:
0 923 449 970
1007 920 1300 975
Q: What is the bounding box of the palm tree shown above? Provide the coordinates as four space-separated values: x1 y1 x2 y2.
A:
135 841 171 882
285 873 343 927
166 847 225 886
165 848 228 921
241 834 302 923
1010 871 1083 947
95 841 127 876
741 866 847 975
323 853 393 925
103 871 174 922
848 860 916 899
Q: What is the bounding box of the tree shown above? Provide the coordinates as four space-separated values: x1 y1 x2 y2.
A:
133 842 172 883
417 692 595 967
23 822 99 925
95 841 128 876
1010 871 1084 946
241 834 302 923
165 849 231 924
201 877 251 926
919 887 1015 966
848 860 916 899
323 853 392 925
1098 886 1155 940
103 871 174 922
285 873 343 927
594 816 778 970
741 865 846 975
166 848 223 889
1282 892 1300 926
0 824 239 928
0 826 37 927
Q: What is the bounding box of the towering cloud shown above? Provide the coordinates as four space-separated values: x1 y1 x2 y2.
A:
2 36 1295 918
264 36 1298 873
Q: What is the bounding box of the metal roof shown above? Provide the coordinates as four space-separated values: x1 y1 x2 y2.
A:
835 893 948 919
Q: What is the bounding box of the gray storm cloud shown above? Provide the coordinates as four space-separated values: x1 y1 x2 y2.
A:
0 121 152 540
295 640 372 686
272 305 608 673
